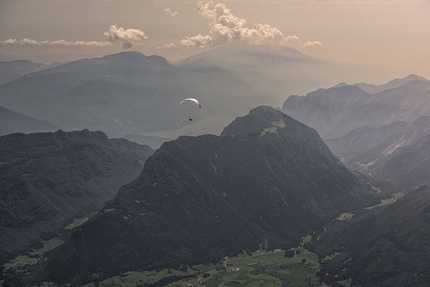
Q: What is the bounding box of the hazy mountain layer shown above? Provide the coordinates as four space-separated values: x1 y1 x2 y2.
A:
0 60 60 85
325 116 430 169
283 77 430 139
363 132 430 192
353 74 428 94
0 51 261 138
0 129 154 264
0 105 59 136
37 106 379 285
179 43 401 105
309 186 430 287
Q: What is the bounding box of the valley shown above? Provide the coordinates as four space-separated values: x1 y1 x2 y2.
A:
2 48 430 286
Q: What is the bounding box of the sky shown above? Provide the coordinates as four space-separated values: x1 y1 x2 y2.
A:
1 0 430 80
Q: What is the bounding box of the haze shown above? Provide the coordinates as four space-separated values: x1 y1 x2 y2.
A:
1 0 429 83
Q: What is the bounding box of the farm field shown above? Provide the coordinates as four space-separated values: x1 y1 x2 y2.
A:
80 236 325 287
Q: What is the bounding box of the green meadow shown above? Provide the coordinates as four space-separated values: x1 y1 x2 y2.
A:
82 235 323 287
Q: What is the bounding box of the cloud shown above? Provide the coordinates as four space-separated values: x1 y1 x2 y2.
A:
1 25 148 49
180 34 214 49
180 1 322 49
302 41 323 48
164 8 178 17
1 38 112 47
158 43 177 49
103 25 148 49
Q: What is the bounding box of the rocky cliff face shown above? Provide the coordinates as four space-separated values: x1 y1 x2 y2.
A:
0 129 154 263
38 106 379 285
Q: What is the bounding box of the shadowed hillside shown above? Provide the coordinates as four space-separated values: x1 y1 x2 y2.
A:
33 106 379 285
309 186 430 287
0 129 154 264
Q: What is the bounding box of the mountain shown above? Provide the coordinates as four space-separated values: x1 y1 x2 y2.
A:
0 129 154 264
363 132 430 192
121 133 172 149
0 52 97 65
353 74 428 94
35 106 379 285
325 116 430 169
0 105 59 136
0 60 62 85
282 85 373 138
308 185 430 287
282 77 430 139
178 43 401 105
0 51 262 138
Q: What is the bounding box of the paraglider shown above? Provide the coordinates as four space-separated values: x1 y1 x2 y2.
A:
180 98 201 122
180 98 201 108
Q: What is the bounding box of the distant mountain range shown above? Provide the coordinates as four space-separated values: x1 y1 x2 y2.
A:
282 75 430 139
335 74 428 94
325 116 430 168
0 129 154 264
179 43 402 104
282 75 430 192
0 51 263 138
33 106 379 285
0 105 59 136
0 60 63 85
309 185 430 287
353 74 428 94
0 46 407 141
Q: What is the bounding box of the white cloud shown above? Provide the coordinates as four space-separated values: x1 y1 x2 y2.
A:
180 1 322 49
0 38 112 47
302 41 323 48
158 43 177 49
164 8 178 17
180 34 214 49
103 25 148 49
1 25 148 49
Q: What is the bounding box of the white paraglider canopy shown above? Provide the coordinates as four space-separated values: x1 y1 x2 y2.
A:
180 98 201 108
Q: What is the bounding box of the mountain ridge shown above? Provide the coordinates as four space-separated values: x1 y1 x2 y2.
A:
0 129 154 264
309 185 430 286
35 106 379 285
0 105 59 136
0 51 261 138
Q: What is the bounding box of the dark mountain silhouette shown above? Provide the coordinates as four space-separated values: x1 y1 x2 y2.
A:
35 106 379 285
0 129 154 264
0 105 59 136
0 51 261 138
309 185 430 287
